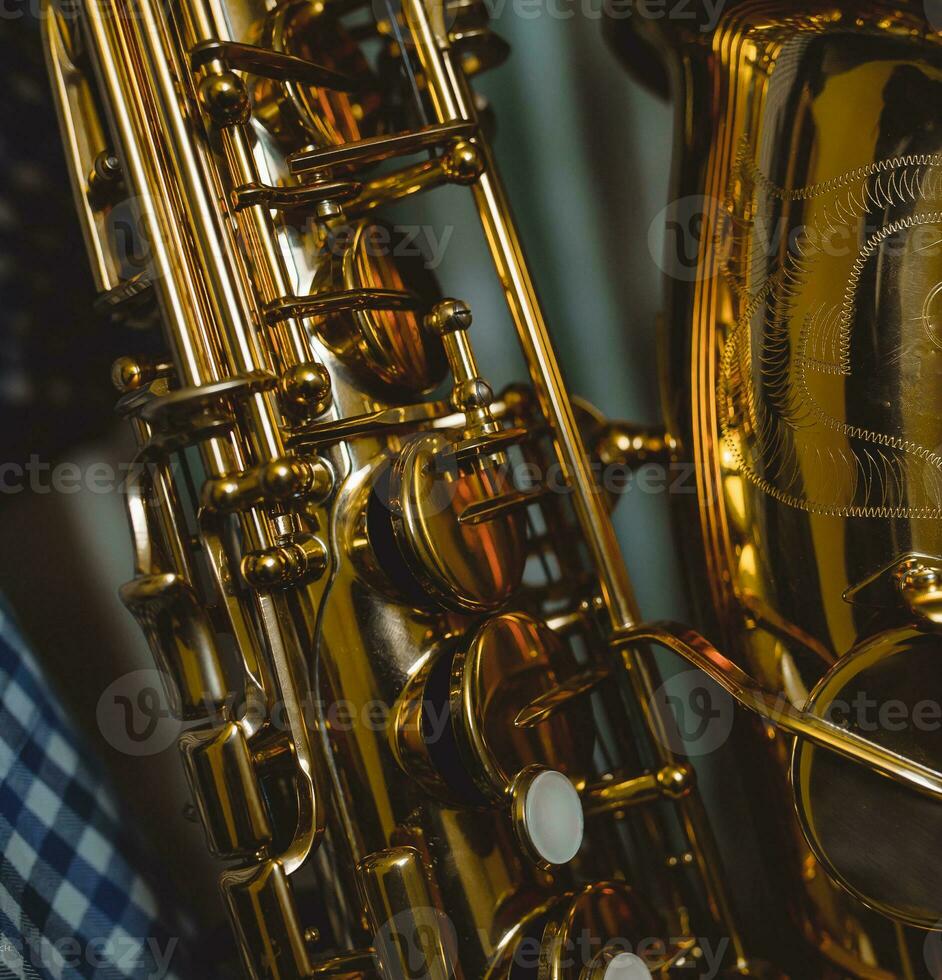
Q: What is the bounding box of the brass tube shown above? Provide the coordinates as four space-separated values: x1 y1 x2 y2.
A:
583 764 694 818
398 0 746 964
399 0 638 635
584 772 661 816
358 847 453 980
346 157 451 216
120 0 285 465
78 0 221 390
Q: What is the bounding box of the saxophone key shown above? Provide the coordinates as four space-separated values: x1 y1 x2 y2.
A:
180 721 274 857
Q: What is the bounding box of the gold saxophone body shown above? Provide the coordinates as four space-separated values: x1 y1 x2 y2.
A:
38 0 942 975
610 1 942 975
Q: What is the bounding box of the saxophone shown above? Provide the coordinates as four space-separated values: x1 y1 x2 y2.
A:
38 0 942 975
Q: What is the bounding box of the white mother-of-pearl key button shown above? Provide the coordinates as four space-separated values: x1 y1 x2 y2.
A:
518 768 584 866
601 953 649 979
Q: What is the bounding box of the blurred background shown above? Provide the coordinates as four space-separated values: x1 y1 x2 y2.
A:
0 3 677 957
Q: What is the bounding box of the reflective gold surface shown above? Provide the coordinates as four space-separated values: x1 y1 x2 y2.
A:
794 626 942 929
310 221 446 394
45 0 745 970
255 0 382 149
611 1 942 974
48 0 942 971
358 847 456 980
453 613 594 794
537 882 659 980
389 432 526 612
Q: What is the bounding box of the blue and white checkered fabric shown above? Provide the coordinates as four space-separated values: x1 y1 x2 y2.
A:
0 605 187 980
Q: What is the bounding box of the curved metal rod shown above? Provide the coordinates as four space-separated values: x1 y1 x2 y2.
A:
617 621 942 802
256 593 325 874
124 452 153 577
190 39 364 92
198 509 274 740
265 287 420 325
